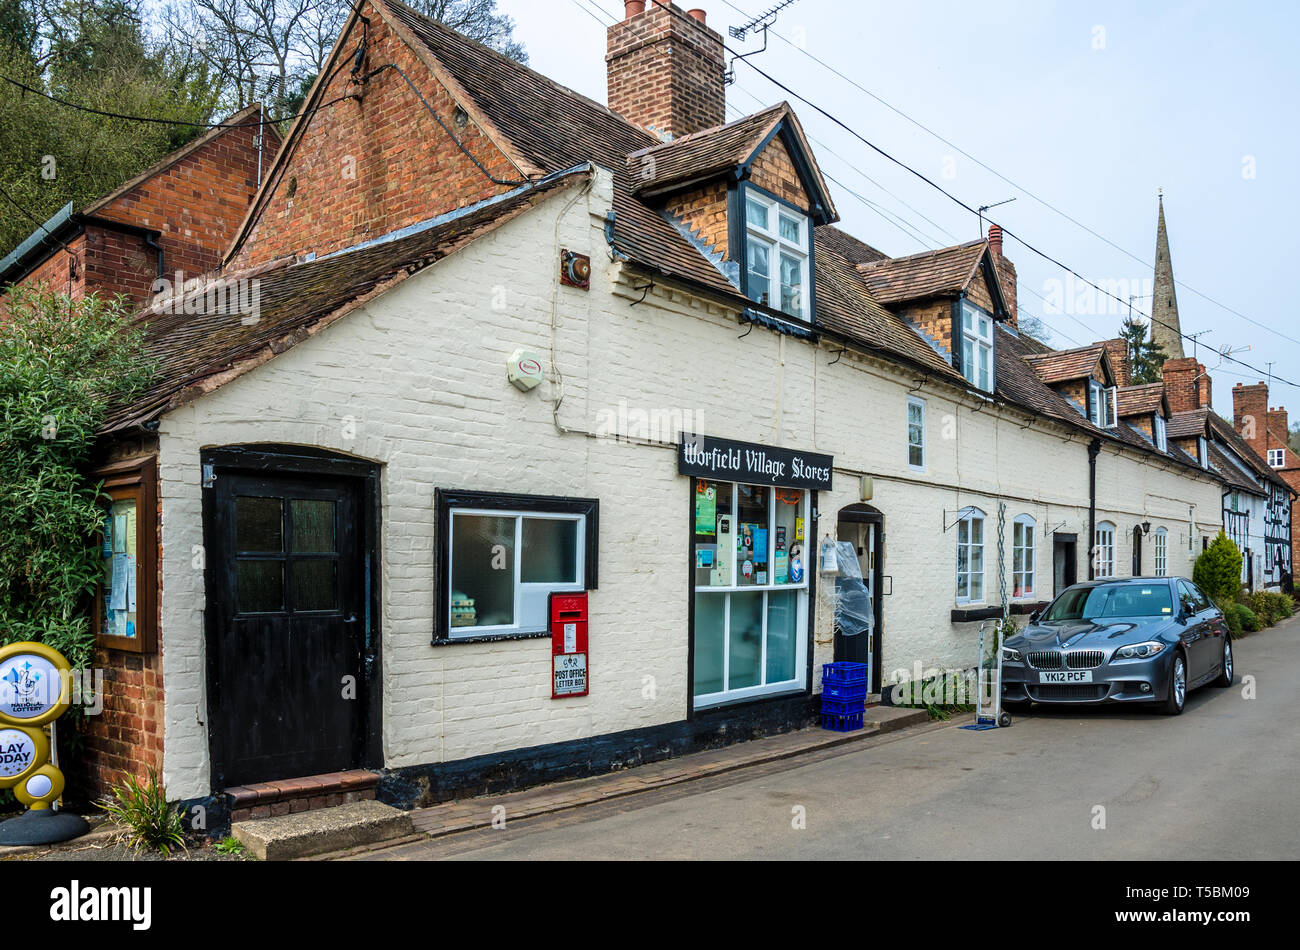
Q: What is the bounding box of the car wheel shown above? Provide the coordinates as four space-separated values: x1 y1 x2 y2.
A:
1160 652 1187 715
1212 637 1234 688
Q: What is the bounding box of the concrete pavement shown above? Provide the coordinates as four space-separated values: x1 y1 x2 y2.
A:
353 618 1300 861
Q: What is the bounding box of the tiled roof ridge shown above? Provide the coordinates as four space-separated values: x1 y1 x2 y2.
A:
856 238 986 271
628 102 789 158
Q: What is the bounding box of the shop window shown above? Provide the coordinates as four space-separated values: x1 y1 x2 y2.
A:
907 396 926 471
744 188 810 320
692 479 809 707
959 301 994 392
94 457 158 653
1012 515 1035 599
955 508 986 603
434 490 598 642
1095 521 1116 578
1154 527 1168 576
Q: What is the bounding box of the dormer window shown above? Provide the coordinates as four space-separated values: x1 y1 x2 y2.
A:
1154 413 1168 452
959 301 993 391
1088 380 1117 428
744 189 809 319
1198 435 1209 469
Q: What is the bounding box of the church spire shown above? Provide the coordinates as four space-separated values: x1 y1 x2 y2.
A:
1150 190 1185 359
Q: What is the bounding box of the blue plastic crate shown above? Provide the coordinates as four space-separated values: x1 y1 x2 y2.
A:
822 662 869 686
821 710 864 732
822 680 870 701
820 695 866 717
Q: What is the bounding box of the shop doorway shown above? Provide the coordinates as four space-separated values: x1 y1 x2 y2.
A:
836 505 885 694
203 447 380 789
1053 533 1078 595
1132 526 1144 576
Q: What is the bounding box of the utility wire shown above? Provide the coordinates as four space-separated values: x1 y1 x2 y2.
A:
716 0 1299 351
647 0 1298 387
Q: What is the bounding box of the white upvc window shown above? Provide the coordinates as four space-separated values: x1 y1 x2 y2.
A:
1269 448 1286 468
1154 413 1168 452
1154 527 1168 576
1089 380 1117 428
1198 436 1209 469
907 396 926 471
1012 515 1036 599
1095 521 1116 578
959 302 993 392
744 189 810 320
441 492 595 640
956 508 986 603
692 480 810 708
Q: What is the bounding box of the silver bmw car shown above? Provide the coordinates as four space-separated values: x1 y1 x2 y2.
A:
1000 576 1234 715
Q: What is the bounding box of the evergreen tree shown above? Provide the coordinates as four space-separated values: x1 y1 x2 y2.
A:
1119 316 1167 384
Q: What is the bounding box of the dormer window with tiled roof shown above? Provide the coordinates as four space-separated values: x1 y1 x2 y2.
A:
1088 379 1117 428
1154 412 1168 451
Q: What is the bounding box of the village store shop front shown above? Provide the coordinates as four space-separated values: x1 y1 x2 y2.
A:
681 435 833 715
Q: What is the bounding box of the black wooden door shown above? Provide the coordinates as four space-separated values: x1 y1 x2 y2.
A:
1132 527 1143 576
209 472 366 787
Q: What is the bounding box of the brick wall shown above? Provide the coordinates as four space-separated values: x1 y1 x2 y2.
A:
749 136 808 208
230 11 524 268
606 2 725 141
1164 357 1210 413
80 226 158 312
665 180 729 257
0 235 86 317
905 298 953 360
1098 338 1131 387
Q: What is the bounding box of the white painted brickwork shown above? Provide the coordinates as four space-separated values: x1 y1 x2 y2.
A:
156 168 1224 798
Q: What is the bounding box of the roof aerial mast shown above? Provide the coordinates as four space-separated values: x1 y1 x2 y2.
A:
725 0 800 85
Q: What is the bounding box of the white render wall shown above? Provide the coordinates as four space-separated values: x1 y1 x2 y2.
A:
155 167 1224 798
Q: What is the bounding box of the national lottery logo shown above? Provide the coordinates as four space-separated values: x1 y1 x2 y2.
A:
0 655 58 718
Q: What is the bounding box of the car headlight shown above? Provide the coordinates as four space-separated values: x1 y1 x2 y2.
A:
1114 641 1166 660
1001 646 1022 662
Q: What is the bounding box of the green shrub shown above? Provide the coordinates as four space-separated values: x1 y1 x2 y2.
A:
1193 533 1243 607
96 768 186 856
1234 604 1260 633
1223 605 1242 640
1243 591 1292 627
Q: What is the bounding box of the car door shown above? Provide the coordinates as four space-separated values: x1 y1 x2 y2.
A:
1174 580 1209 680
1185 579 1225 682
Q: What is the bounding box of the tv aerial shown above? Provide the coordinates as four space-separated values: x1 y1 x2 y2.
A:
725 0 800 85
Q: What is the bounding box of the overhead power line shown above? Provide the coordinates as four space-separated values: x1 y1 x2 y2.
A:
714 0 1299 352
645 0 1297 387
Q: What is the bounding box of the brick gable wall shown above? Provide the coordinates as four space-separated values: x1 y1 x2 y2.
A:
749 135 808 209
665 180 729 258
230 12 524 268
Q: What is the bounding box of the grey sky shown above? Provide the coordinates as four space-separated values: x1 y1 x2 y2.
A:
499 0 1300 415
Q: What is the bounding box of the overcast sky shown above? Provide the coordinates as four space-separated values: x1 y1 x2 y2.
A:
498 0 1300 415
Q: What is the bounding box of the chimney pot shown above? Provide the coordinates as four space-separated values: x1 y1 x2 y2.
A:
688 7 707 23
987 224 1003 257
624 1 646 17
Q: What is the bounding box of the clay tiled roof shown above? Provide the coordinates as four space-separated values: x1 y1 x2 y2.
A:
855 240 989 306
1168 408 1210 439
1116 382 1168 418
100 172 583 432
628 105 786 194
1022 345 1108 385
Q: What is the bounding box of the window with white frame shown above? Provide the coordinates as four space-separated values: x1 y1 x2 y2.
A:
437 491 597 641
1198 436 1209 469
1154 413 1168 452
692 480 809 707
1095 521 1116 578
1089 380 1117 428
744 189 810 319
1269 448 1286 468
959 302 993 392
907 396 926 471
1012 515 1035 598
956 508 986 602
1154 527 1168 576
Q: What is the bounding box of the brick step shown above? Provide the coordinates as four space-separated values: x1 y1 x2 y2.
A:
226 770 379 822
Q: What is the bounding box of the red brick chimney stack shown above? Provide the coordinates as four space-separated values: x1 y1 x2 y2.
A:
607 1 726 142
1164 357 1211 414
1233 382 1269 453
1096 338 1132 388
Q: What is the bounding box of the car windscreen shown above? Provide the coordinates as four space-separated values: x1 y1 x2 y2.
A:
1043 583 1175 621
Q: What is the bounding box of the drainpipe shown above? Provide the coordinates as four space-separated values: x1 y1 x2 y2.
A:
144 231 164 280
1088 438 1102 580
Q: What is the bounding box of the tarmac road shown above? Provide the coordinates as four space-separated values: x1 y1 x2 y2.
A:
361 619 1300 861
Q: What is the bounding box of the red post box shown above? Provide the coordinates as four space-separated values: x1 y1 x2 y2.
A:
550 592 589 698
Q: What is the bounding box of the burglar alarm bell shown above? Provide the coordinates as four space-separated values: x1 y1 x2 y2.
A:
508 349 545 391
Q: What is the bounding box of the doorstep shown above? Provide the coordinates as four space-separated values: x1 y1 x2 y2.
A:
225 770 379 822
232 800 414 861
376 703 929 848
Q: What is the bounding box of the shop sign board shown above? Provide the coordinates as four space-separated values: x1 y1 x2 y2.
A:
679 434 833 492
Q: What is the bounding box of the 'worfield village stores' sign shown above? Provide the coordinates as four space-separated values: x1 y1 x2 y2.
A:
679 435 834 492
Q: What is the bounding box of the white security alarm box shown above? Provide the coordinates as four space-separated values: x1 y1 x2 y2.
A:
508 348 544 391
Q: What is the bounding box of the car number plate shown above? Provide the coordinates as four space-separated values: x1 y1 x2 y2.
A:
1039 670 1093 683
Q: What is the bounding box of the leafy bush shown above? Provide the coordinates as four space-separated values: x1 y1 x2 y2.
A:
1234 604 1260 633
96 768 186 856
1242 591 1293 627
0 287 153 668
1193 533 1243 607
